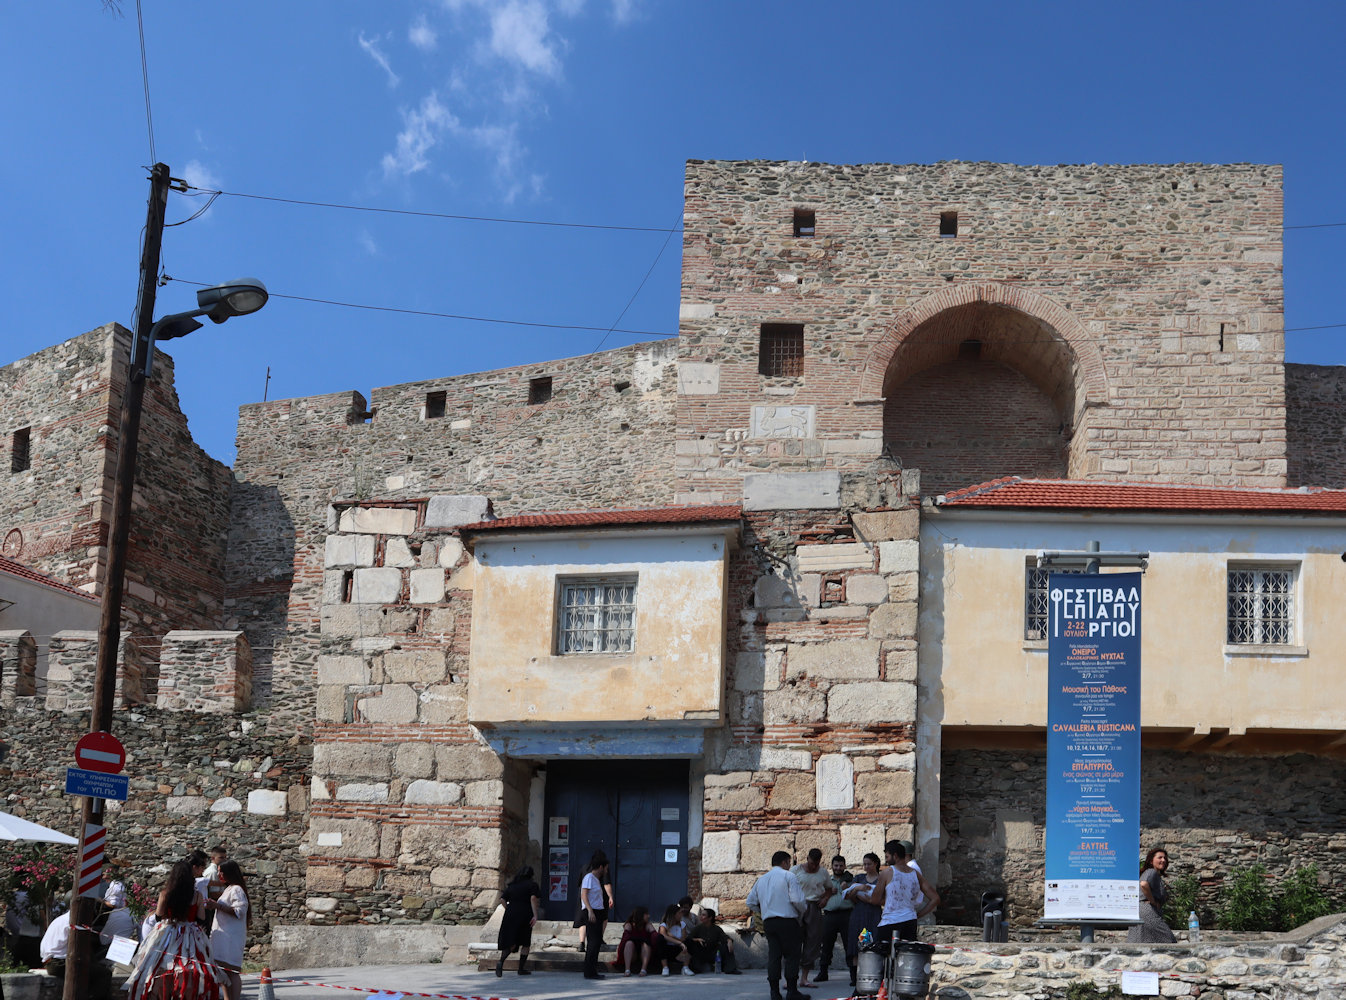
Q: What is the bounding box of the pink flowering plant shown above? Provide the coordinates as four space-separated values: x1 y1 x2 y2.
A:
126 879 159 920
0 843 72 928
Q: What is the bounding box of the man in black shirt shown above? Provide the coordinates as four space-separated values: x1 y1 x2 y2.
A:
686 909 740 974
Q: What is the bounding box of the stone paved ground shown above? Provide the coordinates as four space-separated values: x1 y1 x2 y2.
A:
262 964 850 1000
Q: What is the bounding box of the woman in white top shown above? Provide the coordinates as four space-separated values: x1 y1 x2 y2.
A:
656 902 695 975
208 861 250 1000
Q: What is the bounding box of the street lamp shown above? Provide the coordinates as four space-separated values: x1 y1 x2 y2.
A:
64 165 270 1000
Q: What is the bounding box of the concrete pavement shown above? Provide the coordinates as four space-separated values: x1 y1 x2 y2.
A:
260 964 859 1000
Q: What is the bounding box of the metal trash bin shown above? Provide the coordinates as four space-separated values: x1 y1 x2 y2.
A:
888 940 936 998
855 946 885 996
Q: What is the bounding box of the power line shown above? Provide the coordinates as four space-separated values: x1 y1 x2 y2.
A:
185 186 682 234
592 206 682 354
134 0 155 165
163 277 674 339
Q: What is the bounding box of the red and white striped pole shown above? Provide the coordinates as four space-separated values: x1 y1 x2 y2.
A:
78 824 105 898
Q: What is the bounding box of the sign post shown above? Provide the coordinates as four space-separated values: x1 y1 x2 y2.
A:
1042 548 1145 941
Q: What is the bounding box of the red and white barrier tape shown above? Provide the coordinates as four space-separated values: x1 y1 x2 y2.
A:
242 977 517 1000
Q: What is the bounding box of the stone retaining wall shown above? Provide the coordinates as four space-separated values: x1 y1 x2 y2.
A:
927 914 1346 999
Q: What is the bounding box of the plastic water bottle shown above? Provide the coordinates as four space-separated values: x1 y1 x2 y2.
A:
1188 911 1201 942
715 951 721 972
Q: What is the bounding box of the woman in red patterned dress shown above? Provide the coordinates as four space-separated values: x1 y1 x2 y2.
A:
125 859 228 1000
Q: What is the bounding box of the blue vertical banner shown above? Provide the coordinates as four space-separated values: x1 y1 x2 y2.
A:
1044 571 1142 922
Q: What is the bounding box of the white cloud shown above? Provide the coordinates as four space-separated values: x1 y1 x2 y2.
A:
609 0 635 23
358 32 401 88
358 229 380 256
181 159 221 192
488 1 561 77
409 14 438 51
381 92 460 178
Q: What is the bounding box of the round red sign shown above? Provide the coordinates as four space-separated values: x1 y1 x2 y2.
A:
75 731 126 774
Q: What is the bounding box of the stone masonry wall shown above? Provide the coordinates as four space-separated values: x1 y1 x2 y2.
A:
701 469 927 918
677 160 1287 501
0 697 310 958
941 747 1346 926
1286 363 1346 488
226 340 679 731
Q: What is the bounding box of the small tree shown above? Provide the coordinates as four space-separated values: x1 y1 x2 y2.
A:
1275 865 1334 931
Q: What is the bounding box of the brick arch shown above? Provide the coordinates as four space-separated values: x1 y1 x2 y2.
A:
857 283 1110 424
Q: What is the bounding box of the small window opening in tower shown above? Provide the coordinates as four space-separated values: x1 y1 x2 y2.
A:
958 339 983 360
793 209 816 237
11 427 30 473
759 323 805 377
529 376 553 405
939 211 958 237
425 391 446 419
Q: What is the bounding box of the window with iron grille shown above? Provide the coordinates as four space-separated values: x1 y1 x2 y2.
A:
557 576 637 654
759 323 804 377
1024 563 1083 640
1227 566 1295 645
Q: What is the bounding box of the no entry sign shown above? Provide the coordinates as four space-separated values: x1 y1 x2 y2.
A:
74 732 126 774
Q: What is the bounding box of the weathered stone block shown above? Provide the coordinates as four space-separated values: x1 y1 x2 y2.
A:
424 495 492 528
465 779 504 806
869 602 917 640
0 630 37 707
887 572 918 603
827 681 916 724
394 742 435 779
351 568 402 604
381 649 446 684
384 537 416 568
418 683 466 723
324 534 375 568
732 649 782 692
855 770 914 809
796 542 874 573
816 753 855 810
409 568 445 604
317 655 368 686
336 782 389 803
743 471 841 511
210 797 242 812
701 831 740 873
852 509 919 543
437 537 465 568
357 684 418 724
764 684 826 724
845 574 889 605
705 782 765 812
721 746 812 771
167 796 209 815
795 828 839 860
435 744 504 781
339 507 417 535
404 779 463 805
741 832 794 871
878 540 919 574
788 639 880 680
678 361 720 393
769 772 815 811
247 789 288 815
840 823 886 866
309 818 379 857
313 741 393 780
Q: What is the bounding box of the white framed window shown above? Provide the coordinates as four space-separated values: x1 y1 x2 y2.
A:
1024 563 1083 641
557 576 637 654
1227 565 1296 646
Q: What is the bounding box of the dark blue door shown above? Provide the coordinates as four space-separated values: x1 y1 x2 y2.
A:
542 760 689 922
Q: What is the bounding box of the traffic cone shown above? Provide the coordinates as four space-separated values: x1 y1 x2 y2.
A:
258 966 276 1000
875 979 888 1000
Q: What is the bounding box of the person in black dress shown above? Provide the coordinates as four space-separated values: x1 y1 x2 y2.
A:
496 866 542 976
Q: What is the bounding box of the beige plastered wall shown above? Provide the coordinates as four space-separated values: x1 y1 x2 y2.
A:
467 526 732 725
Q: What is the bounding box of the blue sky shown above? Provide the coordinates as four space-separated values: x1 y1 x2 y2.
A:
2 2 1343 464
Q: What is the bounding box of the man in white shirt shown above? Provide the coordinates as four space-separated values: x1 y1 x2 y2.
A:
580 850 610 981
98 881 138 946
790 848 834 988
746 849 807 1000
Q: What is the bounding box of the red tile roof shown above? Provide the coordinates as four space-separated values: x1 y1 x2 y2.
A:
937 478 1346 513
0 554 99 602
459 504 742 533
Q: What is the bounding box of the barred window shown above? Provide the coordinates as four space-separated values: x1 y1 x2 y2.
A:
557 576 637 654
759 323 804 377
1227 567 1295 645
1024 564 1083 641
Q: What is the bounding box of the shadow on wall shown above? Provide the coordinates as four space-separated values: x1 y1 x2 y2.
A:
223 480 294 707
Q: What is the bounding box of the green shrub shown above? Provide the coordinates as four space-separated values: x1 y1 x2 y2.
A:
1065 982 1122 1000
1215 864 1277 931
1275 864 1334 931
1163 872 1203 930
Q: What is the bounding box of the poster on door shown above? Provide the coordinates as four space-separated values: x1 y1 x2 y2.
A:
548 848 569 901
1044 571 1142 922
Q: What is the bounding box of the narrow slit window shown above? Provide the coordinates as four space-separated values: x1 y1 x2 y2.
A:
341 570 355 604
759 323 804 378
425 391 446 420
11 427 30 473
793 209 816 237
939 211 958 237
529 376 553 405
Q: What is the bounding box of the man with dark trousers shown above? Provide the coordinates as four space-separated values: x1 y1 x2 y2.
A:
580 851 610 980
816 854 853 982
747 850 807 1000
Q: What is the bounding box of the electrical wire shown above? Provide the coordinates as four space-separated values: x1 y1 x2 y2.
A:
591 206 682 354
165 190 221 227
183 185 681 234
134 0 156 165
162 276 673 339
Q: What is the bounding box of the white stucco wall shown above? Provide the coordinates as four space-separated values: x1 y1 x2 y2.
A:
467 527 732 725
0 572 100 688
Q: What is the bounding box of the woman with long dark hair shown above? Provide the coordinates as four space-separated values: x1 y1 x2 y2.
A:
495 865 541 977
209 861 250 1000
1127 847 1177 942
615 905 658 976
125 858 228 999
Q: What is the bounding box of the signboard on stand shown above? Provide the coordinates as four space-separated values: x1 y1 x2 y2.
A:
1044 571 1142 922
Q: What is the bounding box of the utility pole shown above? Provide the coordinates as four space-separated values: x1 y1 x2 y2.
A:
63 162 171 1000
